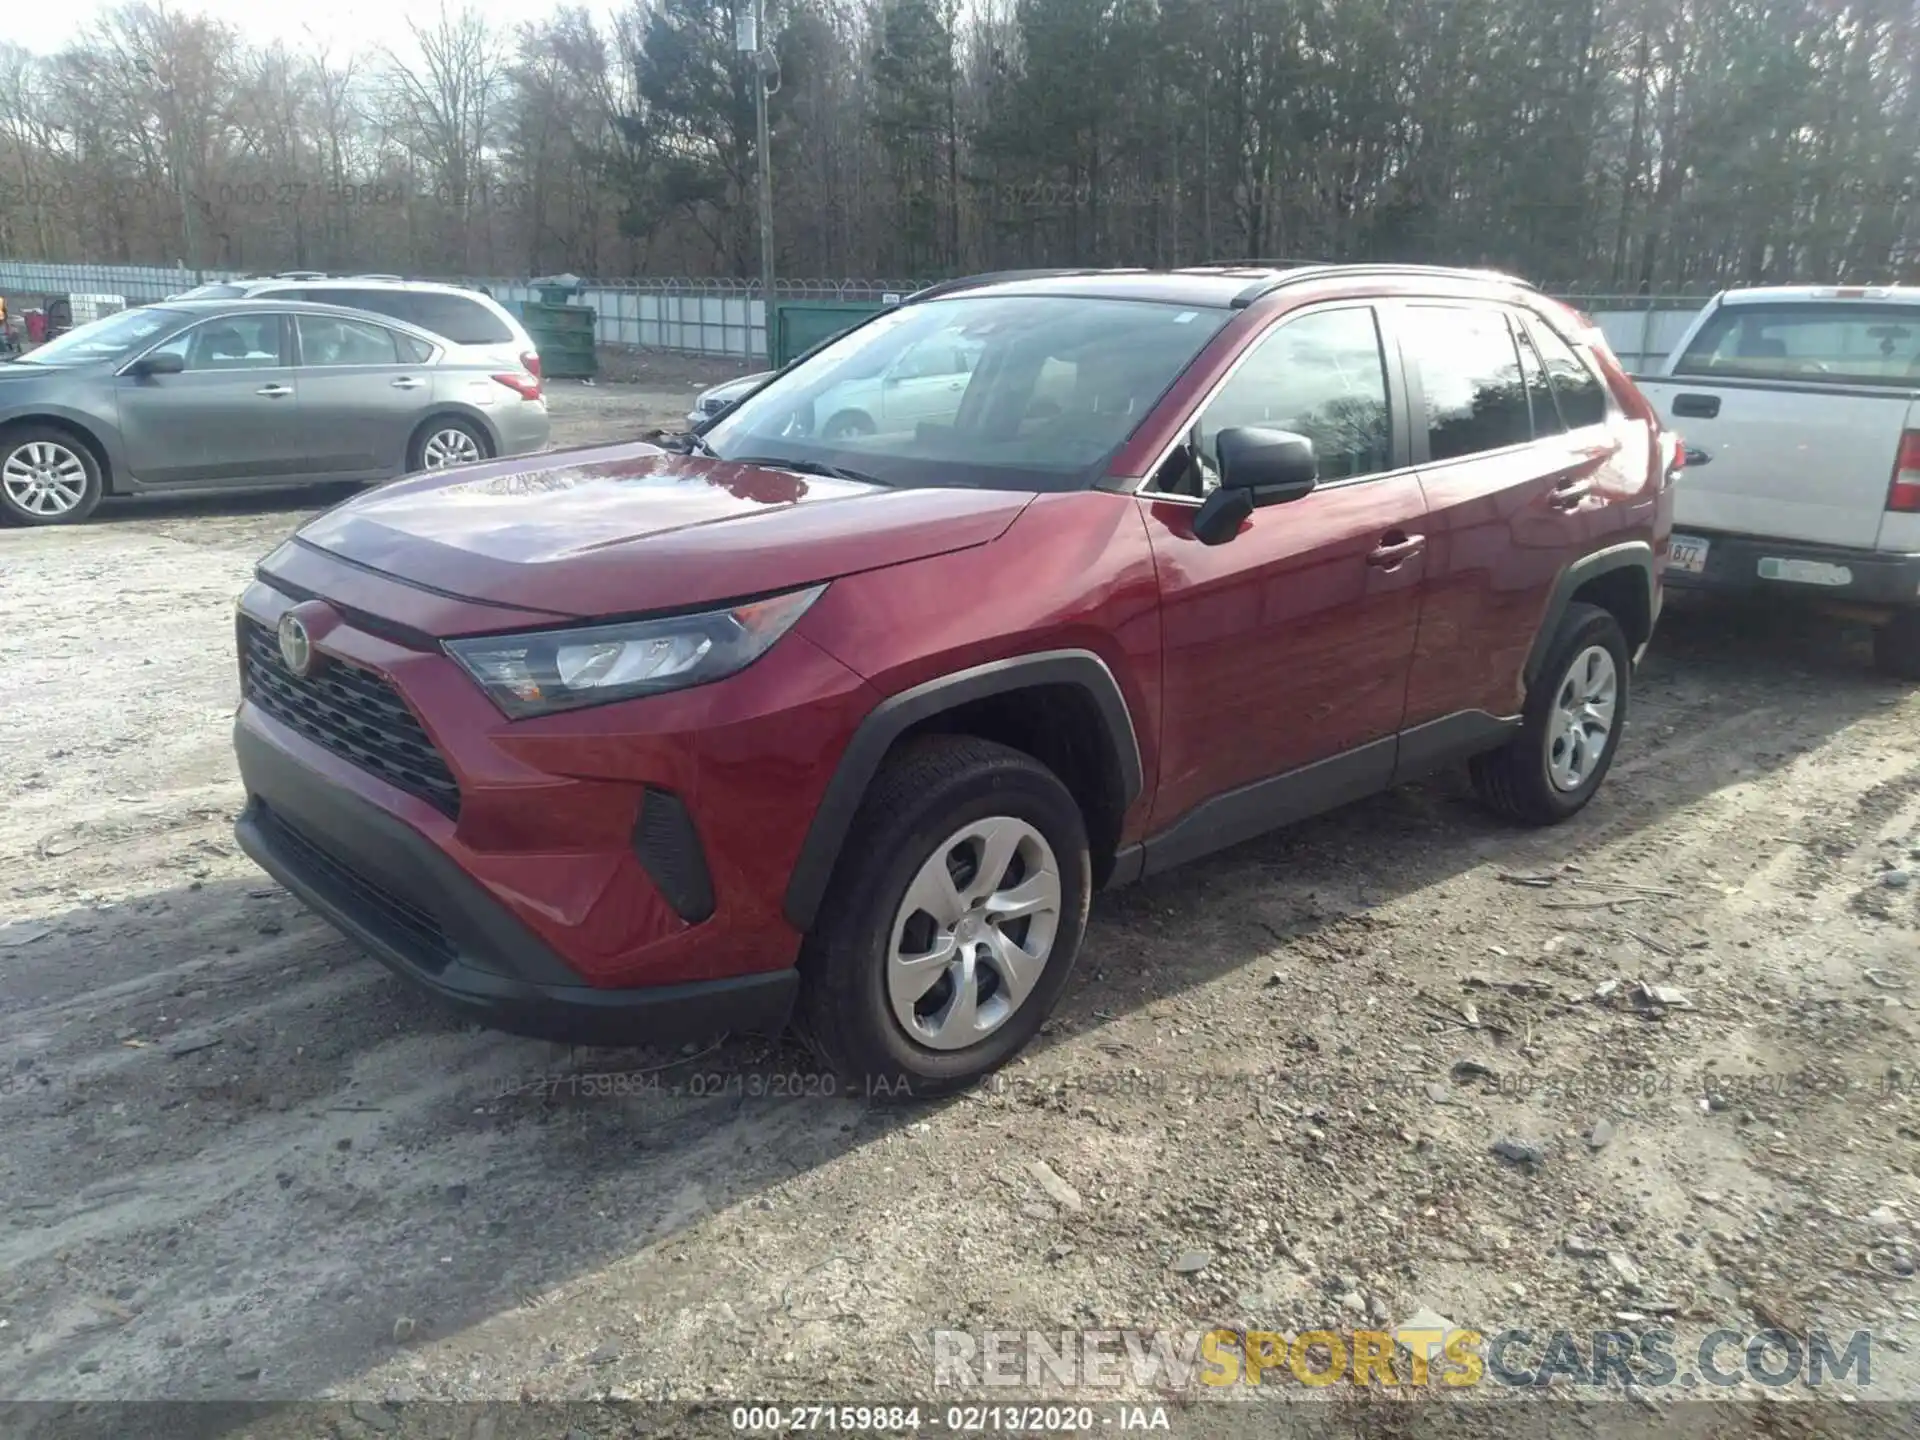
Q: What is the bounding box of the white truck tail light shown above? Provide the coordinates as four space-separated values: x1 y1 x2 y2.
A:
520 349 542 382
1664 431 1686 486
493 371 542 401
1888 430 1920 512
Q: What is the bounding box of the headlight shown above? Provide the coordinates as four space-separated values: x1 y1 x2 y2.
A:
444 584 825 718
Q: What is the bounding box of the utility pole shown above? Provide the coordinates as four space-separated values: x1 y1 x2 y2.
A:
740 0 776 370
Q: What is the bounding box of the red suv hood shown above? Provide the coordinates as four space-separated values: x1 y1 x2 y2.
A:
293 443 1033 619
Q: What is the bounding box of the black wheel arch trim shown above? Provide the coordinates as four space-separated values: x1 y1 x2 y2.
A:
782 649 1144 932
1523 540 1656 688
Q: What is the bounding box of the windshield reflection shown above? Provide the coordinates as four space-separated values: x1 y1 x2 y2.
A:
703 295 1229 494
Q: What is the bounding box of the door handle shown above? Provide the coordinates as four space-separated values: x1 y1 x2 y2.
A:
1671 393 1720 419
391 377 425 389
1549 478 1593 509
1366 533 1425 568
256 384 293 398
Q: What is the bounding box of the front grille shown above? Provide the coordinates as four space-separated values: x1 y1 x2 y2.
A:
241 617 462 819
260 804 456 972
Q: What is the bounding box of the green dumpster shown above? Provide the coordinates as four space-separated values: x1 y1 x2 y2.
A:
773 300 890 368
520 274 598 380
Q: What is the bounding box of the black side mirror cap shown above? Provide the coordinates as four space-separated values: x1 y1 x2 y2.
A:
1192 486 1254 545
129 351 185 377
1190 427 1318 546
1216 426 1318 501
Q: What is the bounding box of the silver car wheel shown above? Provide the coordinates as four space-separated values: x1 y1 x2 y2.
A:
888 815 1062 1051
421 427 482 469
1545 644 1617 792
2 441 88 516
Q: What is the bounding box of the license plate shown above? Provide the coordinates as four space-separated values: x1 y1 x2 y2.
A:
1669 535 1710 574
1759 556 1852 587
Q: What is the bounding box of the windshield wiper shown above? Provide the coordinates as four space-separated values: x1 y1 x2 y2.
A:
730 454 887 487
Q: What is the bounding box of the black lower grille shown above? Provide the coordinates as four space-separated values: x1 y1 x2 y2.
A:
240 616 461 819
260 804 456 972
634 787 715 923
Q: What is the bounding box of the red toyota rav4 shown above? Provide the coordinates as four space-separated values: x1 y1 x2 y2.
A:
233 264 1675 1094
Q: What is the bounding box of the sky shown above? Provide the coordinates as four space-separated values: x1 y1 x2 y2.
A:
12 0 614 63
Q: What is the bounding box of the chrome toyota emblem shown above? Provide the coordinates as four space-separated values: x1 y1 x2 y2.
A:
277 612 313 676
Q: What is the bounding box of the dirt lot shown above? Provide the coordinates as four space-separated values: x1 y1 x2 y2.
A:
2 378 1919 1434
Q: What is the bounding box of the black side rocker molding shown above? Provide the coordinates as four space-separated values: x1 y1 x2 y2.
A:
782 649 1144 932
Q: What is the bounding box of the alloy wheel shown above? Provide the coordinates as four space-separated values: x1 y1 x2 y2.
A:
421 428 482 469
2 441 88 517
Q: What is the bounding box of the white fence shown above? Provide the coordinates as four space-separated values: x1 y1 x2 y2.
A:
0 258 1708 368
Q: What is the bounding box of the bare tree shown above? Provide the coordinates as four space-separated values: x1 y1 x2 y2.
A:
383 4 504 272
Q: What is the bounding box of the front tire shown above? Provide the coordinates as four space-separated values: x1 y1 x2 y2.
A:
0 428 102 526
1471 602 1630 825
798 736 1091 1099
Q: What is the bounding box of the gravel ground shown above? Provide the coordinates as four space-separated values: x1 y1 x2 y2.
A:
2 383 1919 1435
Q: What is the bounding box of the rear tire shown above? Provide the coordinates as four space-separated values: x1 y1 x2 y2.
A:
0 427 103 526
1471 602 1630 825
797 736 1091 1099
408 417 491 472
1873 611 1920 681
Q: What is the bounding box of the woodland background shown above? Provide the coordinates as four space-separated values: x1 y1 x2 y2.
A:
0 0 1914 289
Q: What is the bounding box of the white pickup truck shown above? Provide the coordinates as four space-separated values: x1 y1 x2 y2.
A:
1635 284 1920 676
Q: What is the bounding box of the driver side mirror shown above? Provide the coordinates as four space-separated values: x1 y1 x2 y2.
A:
128 351 185 378
1191 427 1318 546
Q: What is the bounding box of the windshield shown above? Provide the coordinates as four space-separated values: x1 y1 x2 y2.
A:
702 295 1231 490
17 306 182 367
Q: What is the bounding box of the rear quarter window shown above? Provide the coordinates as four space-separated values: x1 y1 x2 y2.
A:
404 293 513 345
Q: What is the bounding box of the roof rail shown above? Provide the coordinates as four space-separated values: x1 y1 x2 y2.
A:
272 270 329 281
1181 256 1335 270
349 273 404 281
1226 263 1535 309
902 268 1150 303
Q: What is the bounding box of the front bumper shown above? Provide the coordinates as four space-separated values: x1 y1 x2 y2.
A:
1665 530 1920 609
228 561 878 1044
233 717 798 1046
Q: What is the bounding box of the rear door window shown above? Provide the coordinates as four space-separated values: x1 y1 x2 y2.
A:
1528 321 1609 428
1674 303 1920 386
314 288 412 325
1515 324 1567 438
1399 305 1532 461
